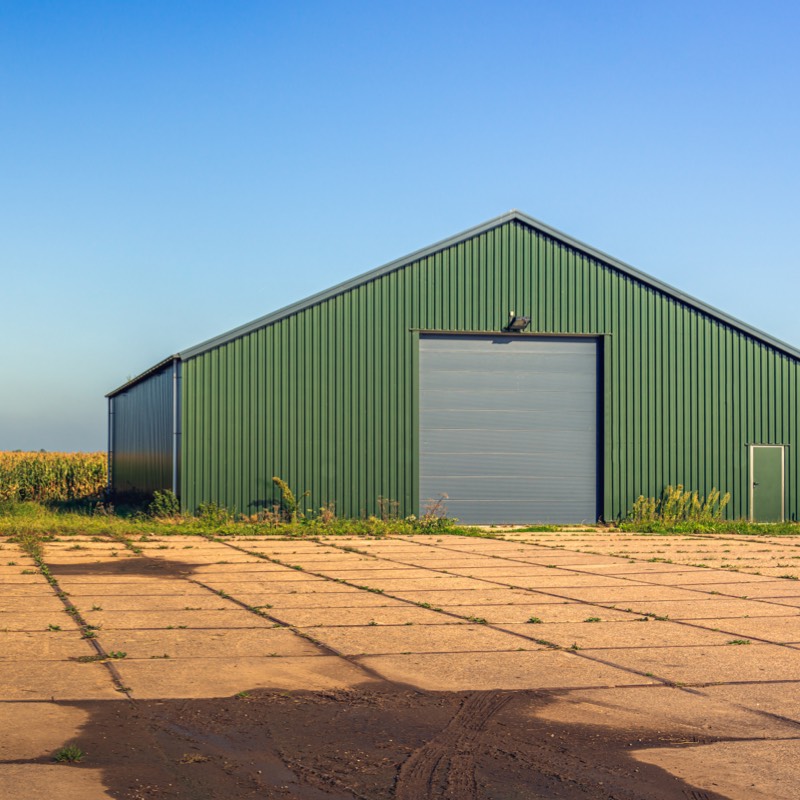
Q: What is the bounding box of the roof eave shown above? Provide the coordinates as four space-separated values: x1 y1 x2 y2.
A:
106 355 180 398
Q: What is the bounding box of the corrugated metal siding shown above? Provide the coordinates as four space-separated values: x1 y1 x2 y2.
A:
110 361 174 497
180 220 799 521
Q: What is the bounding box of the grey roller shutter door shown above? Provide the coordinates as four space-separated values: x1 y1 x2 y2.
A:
419 335 599 524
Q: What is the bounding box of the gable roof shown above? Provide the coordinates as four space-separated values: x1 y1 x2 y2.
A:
109 210 800 397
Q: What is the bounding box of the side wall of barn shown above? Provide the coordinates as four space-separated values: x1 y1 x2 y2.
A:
109 360 179 500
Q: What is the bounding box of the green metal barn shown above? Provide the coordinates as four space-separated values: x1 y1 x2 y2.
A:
107 211 800 524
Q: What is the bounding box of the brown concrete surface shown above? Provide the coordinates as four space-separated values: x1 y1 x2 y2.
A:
1 530 800 798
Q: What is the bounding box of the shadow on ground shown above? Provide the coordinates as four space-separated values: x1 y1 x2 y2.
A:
45 558 203 579
30 684 728 800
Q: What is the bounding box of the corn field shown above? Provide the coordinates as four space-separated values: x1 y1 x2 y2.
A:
0 452 107 503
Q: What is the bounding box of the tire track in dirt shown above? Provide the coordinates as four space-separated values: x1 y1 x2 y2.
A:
395 690 511 800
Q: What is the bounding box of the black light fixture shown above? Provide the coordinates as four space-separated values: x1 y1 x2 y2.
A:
505 311 531 332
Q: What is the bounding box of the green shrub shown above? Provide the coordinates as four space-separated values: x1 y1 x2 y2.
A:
53 745 84 763
149 490 180 518
197 501 232 526
624 485 731 530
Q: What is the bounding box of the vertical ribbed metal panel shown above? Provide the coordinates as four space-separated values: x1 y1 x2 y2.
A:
180 221 800 521
111 362 174 498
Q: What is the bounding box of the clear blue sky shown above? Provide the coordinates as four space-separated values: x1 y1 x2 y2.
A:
2 1 798 451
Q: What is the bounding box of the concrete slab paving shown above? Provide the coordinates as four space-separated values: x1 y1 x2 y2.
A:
0 764 115 799
0 631 98 661
95 627 322 659
356 649 657 691
303 567 450 580
0 573 46 585
351 576 498 590
231 592 408 608
498 620 736 649
190 578 342 593
608 598 799 619
532 683 800 739
188 564 300 575
756 568 800 579
80 610 276 629
0 560 38 570
195 565 346 586
678 580 800 596
6 530 800 799
0 584 58 597
443 602 639 624
754 595 800 608
44 554 139 562
63 593 247 611
689 615 800 642
113 655 377 698
575 563 717 575
0 661 122 700
0 595 66 611
541 585 707 602
0 701 103 760
378 588 554 605
634 739 800 800
376 557 537 569
307 623 534 655
274 605 460 627
643 571 775 585
48 581 217 596
56 573 203 590
0 612 83 631
594 642 800 684
699 681 800 723
295 559 414 570
439 565 614 578
500 574 642 589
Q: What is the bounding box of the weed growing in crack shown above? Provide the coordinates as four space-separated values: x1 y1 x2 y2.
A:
53 745 84 763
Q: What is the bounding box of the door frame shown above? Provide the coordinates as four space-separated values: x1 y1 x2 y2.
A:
749 444 786 523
